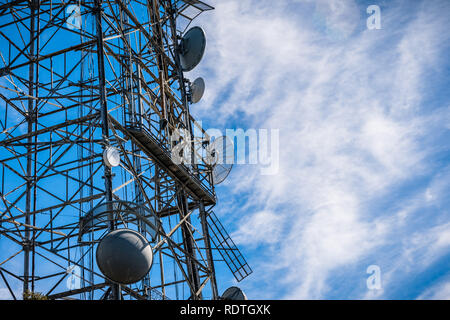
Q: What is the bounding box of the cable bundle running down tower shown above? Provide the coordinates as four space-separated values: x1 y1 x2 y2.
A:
0 0 251 300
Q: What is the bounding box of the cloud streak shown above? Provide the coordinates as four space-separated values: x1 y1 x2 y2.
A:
192 0 450 299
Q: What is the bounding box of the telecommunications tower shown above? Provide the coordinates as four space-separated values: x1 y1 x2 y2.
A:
0 0 251 300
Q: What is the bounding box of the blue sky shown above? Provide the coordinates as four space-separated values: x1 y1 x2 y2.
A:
0 0 449 300
185 0 450 299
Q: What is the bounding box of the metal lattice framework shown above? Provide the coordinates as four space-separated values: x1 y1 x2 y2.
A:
0 0 251 300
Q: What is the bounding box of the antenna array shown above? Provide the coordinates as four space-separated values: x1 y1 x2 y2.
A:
0 0 251 300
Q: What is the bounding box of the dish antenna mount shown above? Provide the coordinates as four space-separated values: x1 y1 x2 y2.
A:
206 136 234 185
179 26 207 72
189 77 206 104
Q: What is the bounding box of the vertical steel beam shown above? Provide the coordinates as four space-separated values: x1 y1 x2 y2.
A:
150 0 168 128
178 192 202 299
94 0 120 300
23 0 37 296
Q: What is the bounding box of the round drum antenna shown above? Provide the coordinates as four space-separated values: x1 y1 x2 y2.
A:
103 146 121 168
220 286 248 300
190 77 206 104
179 26 207 72
96 229 153 285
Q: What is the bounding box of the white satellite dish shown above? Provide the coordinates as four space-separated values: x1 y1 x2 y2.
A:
206 136 234 185
190 77 205 104
220 286 248 300
103 146 121 168
179 26 206 72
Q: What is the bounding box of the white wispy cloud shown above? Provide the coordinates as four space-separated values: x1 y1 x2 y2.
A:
231 210 284 248
418 278 450 300
192 0 450 299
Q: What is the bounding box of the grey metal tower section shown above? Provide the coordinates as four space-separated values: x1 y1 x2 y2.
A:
0 0 251 300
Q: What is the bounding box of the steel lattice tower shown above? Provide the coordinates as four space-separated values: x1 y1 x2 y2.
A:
0 0 251 300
